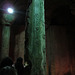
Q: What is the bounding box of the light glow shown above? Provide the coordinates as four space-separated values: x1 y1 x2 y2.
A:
7 8 14 14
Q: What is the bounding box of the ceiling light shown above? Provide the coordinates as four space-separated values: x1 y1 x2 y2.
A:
7 8 14 14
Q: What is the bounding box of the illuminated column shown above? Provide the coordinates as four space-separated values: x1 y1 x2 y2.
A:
26 0 46 75
0 13 15 61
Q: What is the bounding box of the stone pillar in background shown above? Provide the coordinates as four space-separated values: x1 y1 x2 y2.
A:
46 26 71 75
0 13 15 61
46 26 56 75
1 25 10 60
14 30 25 63
26 0 46 75
14 34 19 62
18 31 25 63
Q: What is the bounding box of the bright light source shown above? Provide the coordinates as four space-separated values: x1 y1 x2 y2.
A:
7 8 14 14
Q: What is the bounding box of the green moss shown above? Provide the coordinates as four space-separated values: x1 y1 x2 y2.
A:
26 0 46 75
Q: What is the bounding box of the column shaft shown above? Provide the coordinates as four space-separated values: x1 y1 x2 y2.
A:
1 26 10 60
26 0 46 75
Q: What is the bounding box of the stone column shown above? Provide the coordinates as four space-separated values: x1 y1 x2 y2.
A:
14 29 25 63
0 13 15 61
1 25 10 60
46 26 71 75
46 26 56 75
26 0 46 75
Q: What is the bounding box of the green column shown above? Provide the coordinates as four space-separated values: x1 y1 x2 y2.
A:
26 0 46 75
0 13 15 61
1 25 10 60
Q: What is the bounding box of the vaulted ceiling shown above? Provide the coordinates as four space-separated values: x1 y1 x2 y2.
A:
0 0 75 27
0 0 31 12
